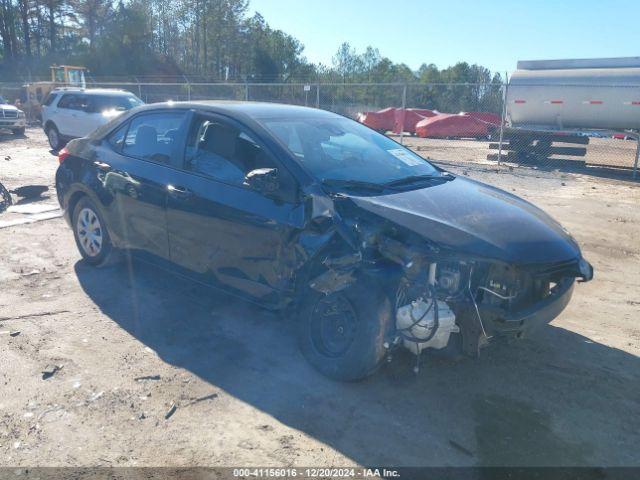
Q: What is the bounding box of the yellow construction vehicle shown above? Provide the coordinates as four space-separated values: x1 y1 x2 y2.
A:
21 65 88 122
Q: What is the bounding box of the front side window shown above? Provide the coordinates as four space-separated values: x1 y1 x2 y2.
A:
122 112 185 164
184 115 275 186
262 116 439 186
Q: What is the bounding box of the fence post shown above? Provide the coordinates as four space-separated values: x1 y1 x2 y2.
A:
183 75 191 101
134 77 142 99
316 83 320 109
400 84 407 145
633 134 639 180
497 73 509 165
245 81 249 101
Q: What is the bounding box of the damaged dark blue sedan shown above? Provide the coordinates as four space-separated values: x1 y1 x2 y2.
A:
55 102 593 381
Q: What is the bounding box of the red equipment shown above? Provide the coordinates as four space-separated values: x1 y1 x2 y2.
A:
357 107 396 132
415 114 495 139
392 108 438 134
461 111 502 126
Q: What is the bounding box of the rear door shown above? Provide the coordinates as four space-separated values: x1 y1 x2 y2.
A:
85 95 134 136
165 112 305 303
53 93 84 137
95 110 189 259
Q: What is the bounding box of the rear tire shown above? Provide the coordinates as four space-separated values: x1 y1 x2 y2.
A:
46 124 62 150
297 275 393 381
12 127 25 136
72 197 116 266
0 182 12 212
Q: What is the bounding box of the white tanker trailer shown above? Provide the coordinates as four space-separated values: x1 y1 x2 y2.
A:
506 57 640 131
493 57 639 177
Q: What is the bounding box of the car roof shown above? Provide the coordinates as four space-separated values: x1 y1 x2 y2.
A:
135 101 342 121
53 88 137 97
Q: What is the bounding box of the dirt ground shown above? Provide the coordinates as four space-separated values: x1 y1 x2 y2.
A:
0 128 639 468
399 134 639 171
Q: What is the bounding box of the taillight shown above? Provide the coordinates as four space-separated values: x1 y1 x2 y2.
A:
58 147 70 164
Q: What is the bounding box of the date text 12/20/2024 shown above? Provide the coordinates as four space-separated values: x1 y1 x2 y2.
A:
232 468 400 478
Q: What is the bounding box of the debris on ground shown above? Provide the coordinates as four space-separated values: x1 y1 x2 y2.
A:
7 203 58 215
164 402 177 420
9 330 20 337
37 405 65 421
10 185 49 199
134 374 161 381
88 391 104 402
0 310 70 322
184 393 218 407
41 364 62 380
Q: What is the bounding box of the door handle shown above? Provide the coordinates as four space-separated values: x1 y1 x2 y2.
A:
93 161 111 171
167 184 193 199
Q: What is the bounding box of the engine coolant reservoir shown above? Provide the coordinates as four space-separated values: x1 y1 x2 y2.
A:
396 298 459 355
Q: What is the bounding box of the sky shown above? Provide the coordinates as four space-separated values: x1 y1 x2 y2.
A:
250 0 640 74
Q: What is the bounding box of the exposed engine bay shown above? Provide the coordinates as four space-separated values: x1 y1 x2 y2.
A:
395 263 460 355
306 191 594 372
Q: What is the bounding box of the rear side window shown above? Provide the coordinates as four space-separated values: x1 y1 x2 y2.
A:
88 94 143 114
42 93 58 106
122 112 186 164
57 94 89 111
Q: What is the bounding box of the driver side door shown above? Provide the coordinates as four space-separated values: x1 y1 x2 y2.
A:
165 112 305 304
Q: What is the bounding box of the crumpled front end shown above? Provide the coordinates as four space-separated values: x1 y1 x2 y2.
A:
302 190 593 364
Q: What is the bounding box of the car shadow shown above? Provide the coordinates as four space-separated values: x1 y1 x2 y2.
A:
0 130 26 142
74 258 640 467
515 158 638 183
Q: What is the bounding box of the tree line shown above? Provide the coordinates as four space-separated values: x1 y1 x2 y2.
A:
0 0 504 112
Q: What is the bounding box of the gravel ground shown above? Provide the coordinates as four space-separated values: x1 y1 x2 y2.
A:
0 128 639 467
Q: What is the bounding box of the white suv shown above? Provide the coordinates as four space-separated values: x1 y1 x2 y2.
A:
0 95 26 136
42 88 144 150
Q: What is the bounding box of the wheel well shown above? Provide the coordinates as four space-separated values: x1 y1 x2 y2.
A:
67 191 87 221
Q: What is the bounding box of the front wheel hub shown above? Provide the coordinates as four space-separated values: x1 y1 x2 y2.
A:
310 295 358 357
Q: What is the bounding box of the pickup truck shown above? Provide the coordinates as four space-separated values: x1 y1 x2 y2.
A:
0 95 26 135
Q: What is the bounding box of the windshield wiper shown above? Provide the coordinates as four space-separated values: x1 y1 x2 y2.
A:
383 174 449 188
321 178 386 193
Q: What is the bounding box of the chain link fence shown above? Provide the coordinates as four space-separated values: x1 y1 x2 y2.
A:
1 80 638 178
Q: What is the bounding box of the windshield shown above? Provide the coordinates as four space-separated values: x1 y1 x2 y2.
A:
262 116 440 185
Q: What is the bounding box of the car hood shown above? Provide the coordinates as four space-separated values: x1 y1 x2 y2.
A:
349 176 581 264
0 104 18 111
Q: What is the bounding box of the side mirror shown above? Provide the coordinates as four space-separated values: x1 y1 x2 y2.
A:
244 168 279 194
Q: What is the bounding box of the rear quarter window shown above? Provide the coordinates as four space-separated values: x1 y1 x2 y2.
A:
107 123 129 151
42 93 58 106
